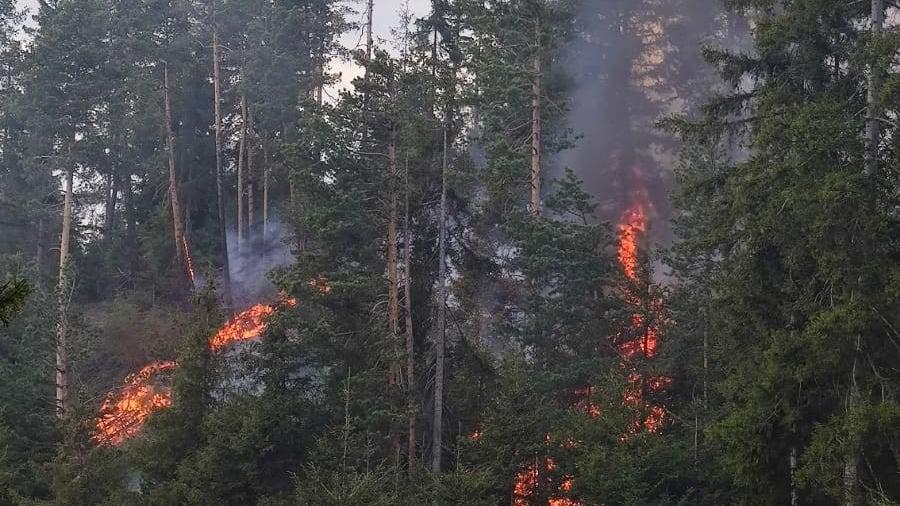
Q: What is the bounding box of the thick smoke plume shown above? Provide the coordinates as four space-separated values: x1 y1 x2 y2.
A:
557 1 746 246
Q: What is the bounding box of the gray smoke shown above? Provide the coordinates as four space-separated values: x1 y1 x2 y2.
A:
555 1 748 246
226 216 294 306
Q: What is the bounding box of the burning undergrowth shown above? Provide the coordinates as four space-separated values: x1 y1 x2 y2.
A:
509 165 670 504
94 297 297 446
95 218 320 447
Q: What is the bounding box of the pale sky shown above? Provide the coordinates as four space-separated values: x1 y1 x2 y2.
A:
334 0 430 93
15 0 431 93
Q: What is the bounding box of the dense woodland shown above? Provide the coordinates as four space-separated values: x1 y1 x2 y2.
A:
0 0 899 504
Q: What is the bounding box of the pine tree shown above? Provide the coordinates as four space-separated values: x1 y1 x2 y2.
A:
666 1 900 503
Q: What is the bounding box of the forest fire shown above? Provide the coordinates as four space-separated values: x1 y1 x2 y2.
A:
94 361 177 446
209 303 277 350
94 298 296 445
513 456 580 506
617 203 647 282
509 174 669 505
616 183 669 434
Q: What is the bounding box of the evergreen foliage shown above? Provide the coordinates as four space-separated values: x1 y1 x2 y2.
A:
0 0 898 504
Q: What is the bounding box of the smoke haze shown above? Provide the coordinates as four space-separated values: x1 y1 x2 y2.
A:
226 217 294 306
557 1 747 246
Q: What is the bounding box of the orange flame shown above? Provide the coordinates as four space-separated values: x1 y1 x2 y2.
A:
617 203 647 282
210 297 297 351
509 175 670 504
94 361 177 446
614 184 669 434
209 304 276 351
513 456 580 506
95 297 298 445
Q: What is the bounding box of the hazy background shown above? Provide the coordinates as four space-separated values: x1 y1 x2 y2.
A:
14 0 431 92
13 0 733 248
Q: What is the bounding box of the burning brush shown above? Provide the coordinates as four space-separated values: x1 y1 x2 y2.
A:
94 297 297 446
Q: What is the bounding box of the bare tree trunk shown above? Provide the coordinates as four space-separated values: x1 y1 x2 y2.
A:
432 118 449 474
403 153 416 474
237 92 246 253
703 318 708 409
164 63 193 289
247 108 255 239
385 130 402 478
790 446 799 506
55 163 73 418
315 24 327 105
843 334 862 506
248 182 254 241
529 19 543 217
212 19 233 309
366 0 374 65
284 120 296 210
865 0 884 177
36 217 43 285
123 172 138 286
104 171 117 237
388 138 400 377
263 140 269 241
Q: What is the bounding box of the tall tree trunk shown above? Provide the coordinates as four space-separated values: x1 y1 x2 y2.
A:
386 130 401 477
55 164 73 418
844 334 862 506
36 217 43 286
366 0 374 65
790 446 799 506
865 0 884 177
388 137 400 378
263 140 269 241
314 34 325 106
703 316 708 409
248 179 254 240
164 63 193 289
123 172 138 287
247 108 255 239
212 20 233 309
432 118 449 473
237 92 246 253
104 172 117 237
529 19 543 217
404 152 416 474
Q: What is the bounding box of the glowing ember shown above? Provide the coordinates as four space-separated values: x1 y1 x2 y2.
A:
309 276 331 294
513 456 580 506
94 361 177 445
617 309 663 360
182 236 195 285
96 297 297 445
513 460 540 506
575 386 600 418
550 495 581 506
